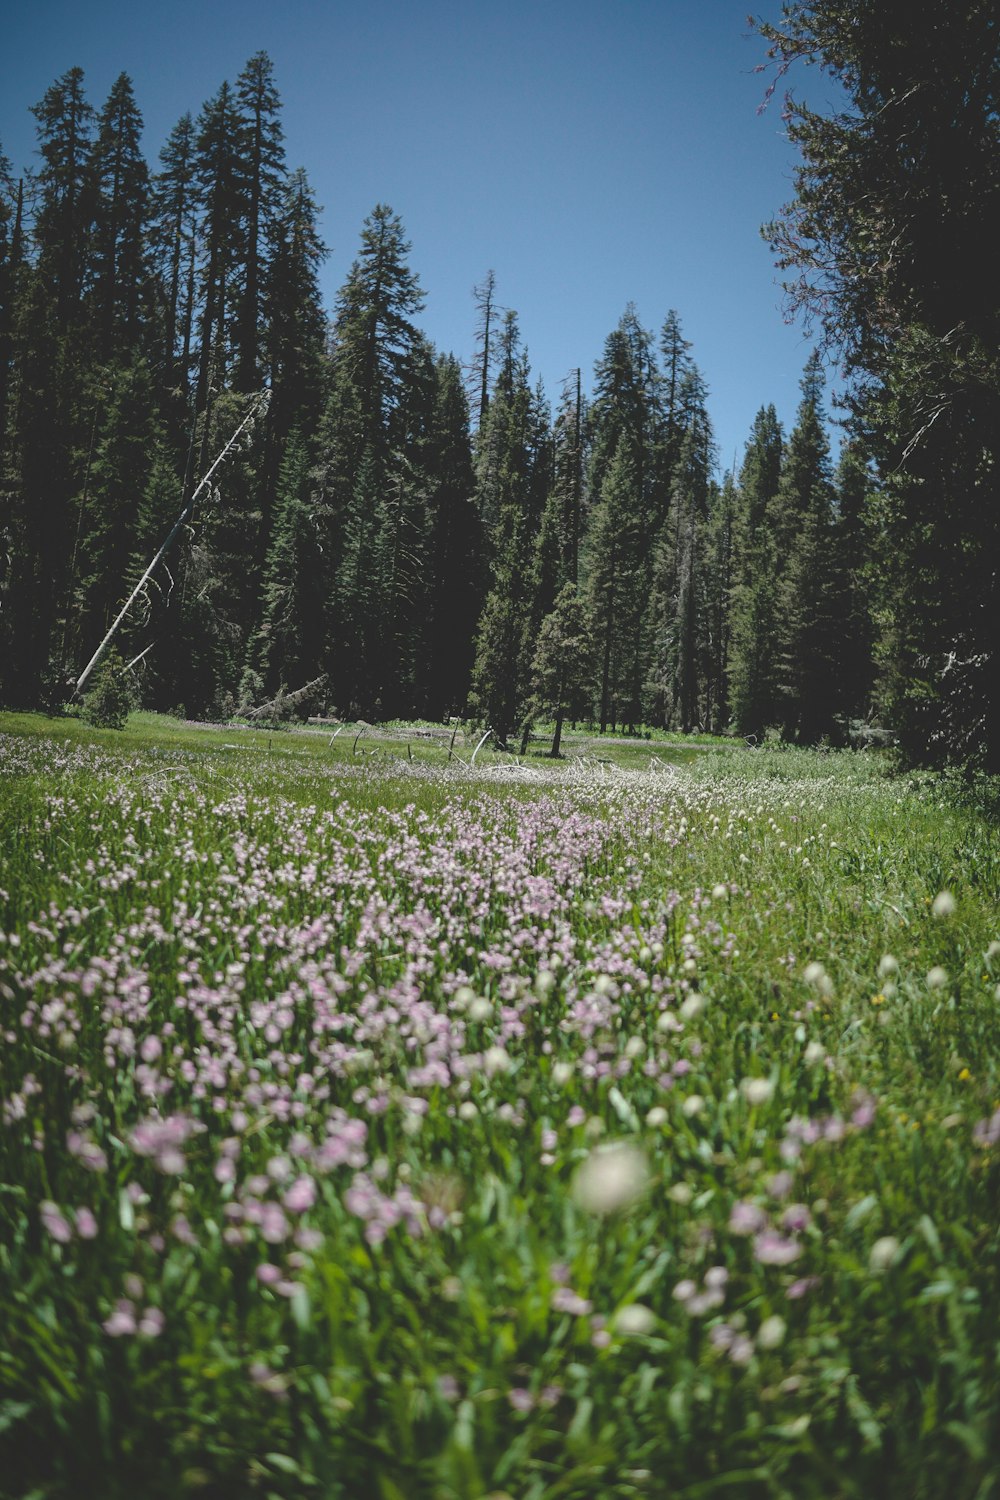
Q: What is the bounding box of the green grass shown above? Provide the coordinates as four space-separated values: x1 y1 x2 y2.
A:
1 713 998 1498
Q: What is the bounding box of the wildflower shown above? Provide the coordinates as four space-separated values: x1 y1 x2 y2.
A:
971 1108 1000 1147
931 890 956 918
679 992 705 1021
869 1236 900 1272
645 1106 668 1128
803 1040 826 1065
682 1094 705 1118
756 1314 786 1349
551 1287 593 1317
138 1307 165 1337
551 1060 574 1085
615 1302 657 1335
74 1207 98 1239
729 1201 767 1236
926 966 948 990
878 954 899 978
753 1231 802 1266
672 1279 697 1305
103 1299 137 1337
572 1142 649 1215
781 1203 811 1233
40 1201 72 1243
741 1076 774 1106
483 1045 511 1076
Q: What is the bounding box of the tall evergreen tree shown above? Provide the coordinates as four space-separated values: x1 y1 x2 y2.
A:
658 308 693 513
525 582 594 757
755 1 1000 768
831 439 875 725
772 353 839 741
254 429 328 692
322 205 426 714
702 470 737 732
469 270 500 429
150 112 198 391
585 435 645 733
585 308 661 731
234 52 285 394
192 81 245 413
265 167 327 446
468 312 551 743
30 67 95 331
89 73 149 358
0 145 23 462
421 354 482 718
655 371 714 732
727 404 784 737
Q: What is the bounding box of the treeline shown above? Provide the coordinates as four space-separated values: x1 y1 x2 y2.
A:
0 27 995 768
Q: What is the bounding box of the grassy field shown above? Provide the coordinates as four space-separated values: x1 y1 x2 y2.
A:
1 711 999 1498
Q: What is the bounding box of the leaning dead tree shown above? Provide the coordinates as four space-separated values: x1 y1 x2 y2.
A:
243 675 328 722
75 388 270 696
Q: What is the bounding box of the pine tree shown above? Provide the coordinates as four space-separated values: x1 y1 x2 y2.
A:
89 73 149 358
192 81 245 412
584 435 645 733
773 353 839 742
585 308 660 730
72 357 161 666
0 145 23 462
322 205 426 715
469 269 500 428
1 72 96 702
468 312 551 743
265 167 327 446
663 376 714 731
755 2 1000 768
255 430 328 691
526 583 594 757
658 308 693 512
831 439 875 726
151 113 198 391
702 470 736 732
727 405 784 737
30 67 95 331
234 52 286 394
421 354 482 718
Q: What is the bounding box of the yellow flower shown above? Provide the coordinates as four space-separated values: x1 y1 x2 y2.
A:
958 1067 971 1082
871 993 886 1006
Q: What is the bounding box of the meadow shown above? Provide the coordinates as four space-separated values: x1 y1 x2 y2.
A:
1 713 999 1499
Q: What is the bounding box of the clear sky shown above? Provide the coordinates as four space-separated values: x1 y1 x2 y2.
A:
1 0 843 472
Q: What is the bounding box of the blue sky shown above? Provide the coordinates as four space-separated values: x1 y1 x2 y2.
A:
1 0 843 471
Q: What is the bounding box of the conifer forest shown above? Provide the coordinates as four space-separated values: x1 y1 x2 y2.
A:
0 8 996 769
